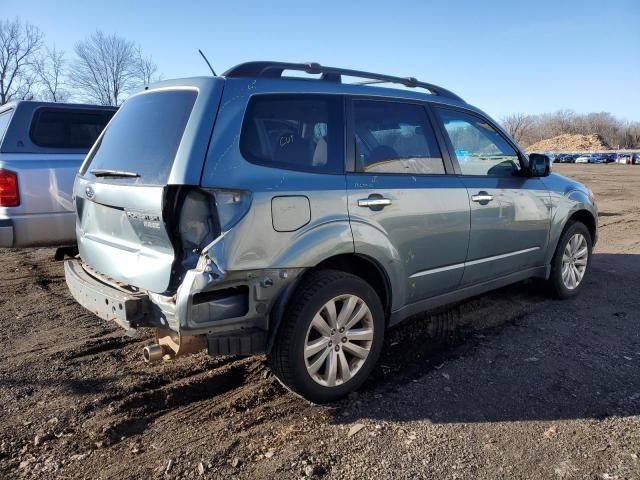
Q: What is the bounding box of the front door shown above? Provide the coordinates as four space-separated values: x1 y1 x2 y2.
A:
432 106 551 286
347 99 470 305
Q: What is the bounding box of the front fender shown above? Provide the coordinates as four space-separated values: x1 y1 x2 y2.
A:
544 188 597 265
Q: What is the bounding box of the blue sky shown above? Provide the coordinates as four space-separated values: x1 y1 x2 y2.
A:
5 0 640 121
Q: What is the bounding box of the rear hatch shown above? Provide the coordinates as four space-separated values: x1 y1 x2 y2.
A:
75 79 224 293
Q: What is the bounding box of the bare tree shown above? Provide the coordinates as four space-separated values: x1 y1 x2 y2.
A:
501 113 536 144
0 18 44 104
619 122 640 150
543 109 577 137
34 46 67 102
136 47 158 87
72 31 157 106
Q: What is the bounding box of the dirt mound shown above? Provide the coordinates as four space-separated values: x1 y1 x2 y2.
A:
527 134 609 152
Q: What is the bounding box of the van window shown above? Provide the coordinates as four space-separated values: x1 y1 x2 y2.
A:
353 100 445 175
30 108 114 149
83 90 197 185
0 109 13 143
240 94 344 174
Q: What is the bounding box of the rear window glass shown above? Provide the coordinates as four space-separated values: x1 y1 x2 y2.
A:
240 94 344 174
30 108 114 149
83 90 197 185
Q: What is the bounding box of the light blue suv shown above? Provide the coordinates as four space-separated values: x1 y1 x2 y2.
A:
64 62 597 402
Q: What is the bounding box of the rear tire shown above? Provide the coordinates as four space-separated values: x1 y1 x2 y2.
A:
268 269 385 403
546 221 592 299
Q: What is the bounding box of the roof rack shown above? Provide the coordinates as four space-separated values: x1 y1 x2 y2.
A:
222 61 464 102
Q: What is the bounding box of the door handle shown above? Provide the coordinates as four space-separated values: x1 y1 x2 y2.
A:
471 192 494 204
358 196 392 210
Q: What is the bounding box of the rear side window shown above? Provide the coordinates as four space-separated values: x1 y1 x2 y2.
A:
240 94 344 174
30 108 114 149
83 90 197 185
352 100 445 175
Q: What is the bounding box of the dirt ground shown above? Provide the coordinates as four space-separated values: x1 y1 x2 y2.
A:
1 164 639 480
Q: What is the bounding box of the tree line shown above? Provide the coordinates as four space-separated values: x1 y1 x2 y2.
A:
0 17 157 107
4 16 639 149
501 110 640 150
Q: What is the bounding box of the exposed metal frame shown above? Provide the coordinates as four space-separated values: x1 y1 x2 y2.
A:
223 61 464 103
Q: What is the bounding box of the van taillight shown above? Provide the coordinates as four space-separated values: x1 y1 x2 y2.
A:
0 169 19 207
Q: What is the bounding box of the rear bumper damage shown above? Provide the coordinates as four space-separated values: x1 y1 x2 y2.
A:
64 259 151 333
64 257 302 358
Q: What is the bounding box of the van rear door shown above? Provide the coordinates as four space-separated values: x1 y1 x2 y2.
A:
75 80 224 293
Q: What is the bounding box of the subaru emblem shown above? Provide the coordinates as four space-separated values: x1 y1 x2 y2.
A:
85 185 95 199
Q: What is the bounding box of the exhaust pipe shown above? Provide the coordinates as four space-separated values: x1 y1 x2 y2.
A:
143 344 166 363
143 330 207 364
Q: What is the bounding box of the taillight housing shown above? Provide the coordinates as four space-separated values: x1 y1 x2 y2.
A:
167 187 252 289
178 188 252 252
0 169 19 207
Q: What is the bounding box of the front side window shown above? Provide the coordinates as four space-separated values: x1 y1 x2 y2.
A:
30 108 114 149
434 107 520 176
240 94 344 173
353 100 445 175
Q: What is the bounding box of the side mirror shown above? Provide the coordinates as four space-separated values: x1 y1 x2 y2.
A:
528 153 551 177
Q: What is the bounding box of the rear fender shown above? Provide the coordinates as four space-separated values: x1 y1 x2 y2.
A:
206 218 355 272
349 219 405 312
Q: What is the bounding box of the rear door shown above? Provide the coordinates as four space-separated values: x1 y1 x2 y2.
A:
432 106 551 285
75 81 223 293
346 98 470 305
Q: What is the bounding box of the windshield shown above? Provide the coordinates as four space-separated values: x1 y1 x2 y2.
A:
82 89 197 185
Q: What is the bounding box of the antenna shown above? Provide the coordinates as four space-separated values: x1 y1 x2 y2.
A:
198 49 217 76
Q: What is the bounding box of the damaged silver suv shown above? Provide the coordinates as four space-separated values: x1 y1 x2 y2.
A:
65 62 597 403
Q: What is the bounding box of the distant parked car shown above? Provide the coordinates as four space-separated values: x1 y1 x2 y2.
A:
0 101 116 248
557 154 576 163
575 155 591 164
617 154 632 164
632 153 640 165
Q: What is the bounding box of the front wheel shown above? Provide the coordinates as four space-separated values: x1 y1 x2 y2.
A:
546 221 592 299
268 270 385 403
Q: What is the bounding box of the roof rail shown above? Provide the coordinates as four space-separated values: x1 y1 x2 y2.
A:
222 61 464 102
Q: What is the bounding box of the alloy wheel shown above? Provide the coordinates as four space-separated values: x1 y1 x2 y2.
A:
304 294 374 387
561 233 588 290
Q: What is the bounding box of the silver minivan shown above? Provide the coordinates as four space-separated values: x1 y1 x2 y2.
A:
65 62 597 402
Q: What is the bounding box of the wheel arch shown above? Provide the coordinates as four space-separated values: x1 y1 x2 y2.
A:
266 253 393 353
567 209 597 244
313 253 392 320
545 188 598 266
